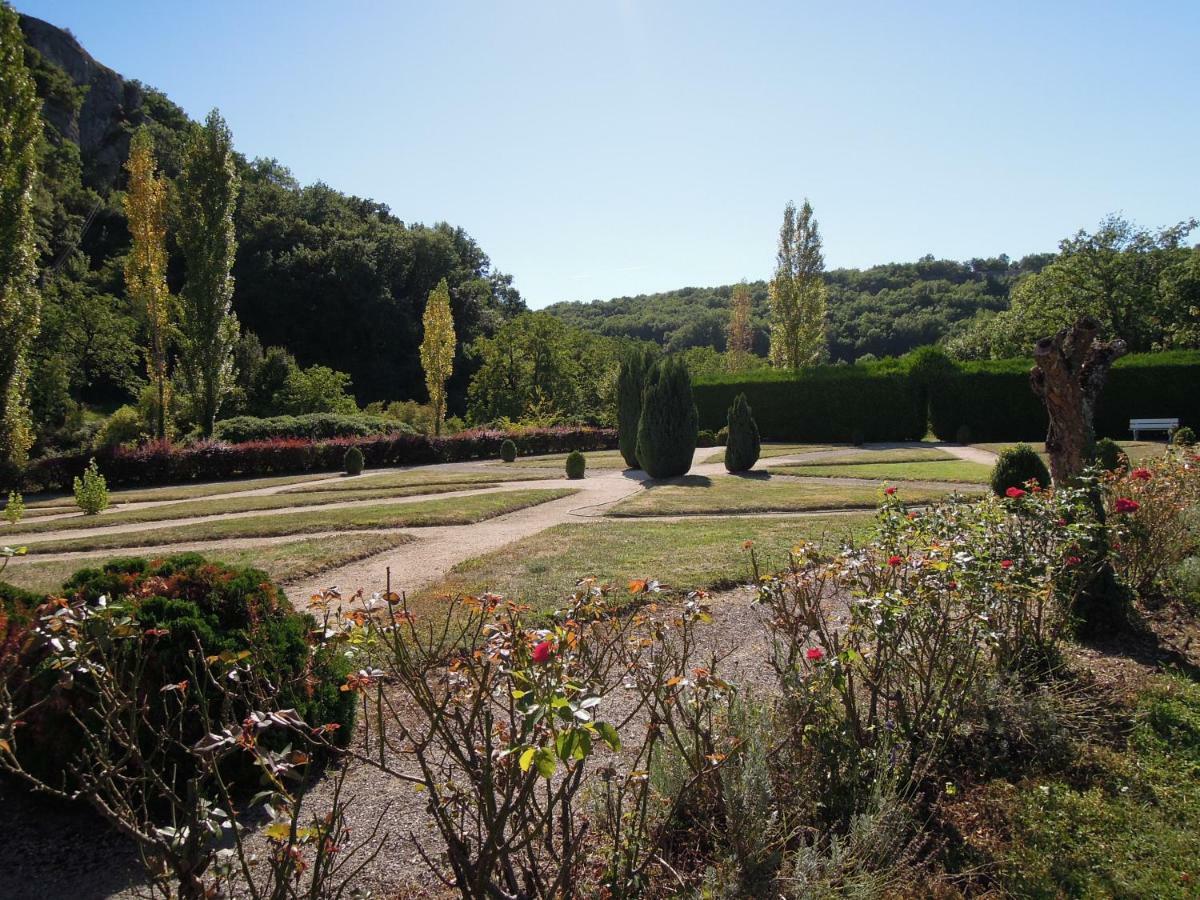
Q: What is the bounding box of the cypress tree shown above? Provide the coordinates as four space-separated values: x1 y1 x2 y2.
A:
0 4 42 465
635 357 698 479
616 345 656 468
724 393 761 473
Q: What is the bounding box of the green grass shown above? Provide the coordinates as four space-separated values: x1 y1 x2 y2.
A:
701 443 845 465
281 469 549 493
0 533 412 596
500 449 630 470
607 473 965 517
21 472 336 509
1 482 498 537
972 440 1164 465
770 459 992 484
415 513 873 614
14 488 577 556
992 674 1200 898
779 447 955 466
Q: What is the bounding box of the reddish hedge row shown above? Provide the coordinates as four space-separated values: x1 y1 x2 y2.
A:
13 427 618 492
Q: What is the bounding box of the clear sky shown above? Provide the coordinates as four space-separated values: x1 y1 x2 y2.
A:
15 0 1200 307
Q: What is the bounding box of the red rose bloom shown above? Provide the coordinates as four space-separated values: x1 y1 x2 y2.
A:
1005 486 1026 498
1065 555 1082 567
1130 468 1151 481
947 580 958 590
887 555 903 567
884 487 896 496
1000 559 1013 570
806 647 825 661
532 640 554 664
1114 498 1140 514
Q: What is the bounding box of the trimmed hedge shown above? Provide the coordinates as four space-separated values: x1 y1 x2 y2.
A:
11 427 618 493
694 351 1200 444
693 367 926 442
214 413 416 443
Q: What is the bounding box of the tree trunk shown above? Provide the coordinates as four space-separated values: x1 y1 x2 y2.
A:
1029 316 1129 637
1029 317 1127 484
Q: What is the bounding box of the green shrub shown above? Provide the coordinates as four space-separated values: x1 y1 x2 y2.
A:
617 346 657 468
344 445 364 476
636 358 699 479
214 413 413 443
696 429 717 448
92 405 145 450
3 490 23 525
73 457 109 515
716 426 729 446
500 438 518 462
724 393 761 473
1173 425 1196 447
9 555 355 788
1093 437 1126 472
990 444 1051 495
565 450 586 479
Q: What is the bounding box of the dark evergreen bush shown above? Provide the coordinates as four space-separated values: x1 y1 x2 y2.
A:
7 555 354 787
636 358 699 479
716 426 729 446
344 445 364 475
617 346 658 468
990 444 1051 495
955 424 973 445
1093 437 1126 472
1174 425 1196 446
565 450 586 479
500 439 518 462
724 393 760 473
696 429 717 448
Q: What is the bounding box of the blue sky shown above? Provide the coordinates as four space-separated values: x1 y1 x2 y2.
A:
15 0 1200 307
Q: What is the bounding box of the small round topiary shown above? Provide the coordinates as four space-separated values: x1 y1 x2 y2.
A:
344 445 365 476
500 438 518 462
1093 437 1126 472
696 430 717 448
565 450 586 479
990 443 1051 495
1173 425 1196 447
716 426 729 446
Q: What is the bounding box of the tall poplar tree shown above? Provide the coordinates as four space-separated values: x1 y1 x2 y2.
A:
768 199 827 368
123 128 173 439
0 2 43 465
177 109 240 436
420 278 456 435
726 280 753 372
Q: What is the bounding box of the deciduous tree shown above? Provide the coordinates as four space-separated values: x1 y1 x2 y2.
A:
0 3 43 464
177 109 240 436
420 277 456 435
768 199 826 368
123 127 173 439
726 280 753 372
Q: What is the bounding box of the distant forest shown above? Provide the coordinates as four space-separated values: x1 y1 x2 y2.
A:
543 254 1056 363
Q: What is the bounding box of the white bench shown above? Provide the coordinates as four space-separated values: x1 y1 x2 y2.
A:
1129 417 1179 440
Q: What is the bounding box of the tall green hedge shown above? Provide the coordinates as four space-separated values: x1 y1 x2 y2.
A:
693 367 926 442
694 351 1200 443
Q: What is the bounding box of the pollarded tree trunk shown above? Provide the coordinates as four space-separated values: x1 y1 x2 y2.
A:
1029 316 1127 484
1029 316 1129 637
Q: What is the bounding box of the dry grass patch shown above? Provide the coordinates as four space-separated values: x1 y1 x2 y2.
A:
771 459 992 484
971 440 1164 465
21 472 335 509
499 449 630 470
701 443 845 465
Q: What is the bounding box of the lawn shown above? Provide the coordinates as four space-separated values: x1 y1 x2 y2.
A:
778 447 955 466
497 449 631 470
280 469 549 493
14 488 577 555
607 473 965 517
20 471 336 509
1 481 501 537
770 459 992 484
972 440 1165 465
989 674 1200 898
0 533 412 596
415 512 874 614
701 443 844 465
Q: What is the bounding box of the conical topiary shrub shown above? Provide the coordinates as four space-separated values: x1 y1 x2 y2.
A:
500 439 517 463
724 393 760 473
344 445 364 476
617 346 657 469
635 357 698 479
565 450 586 479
